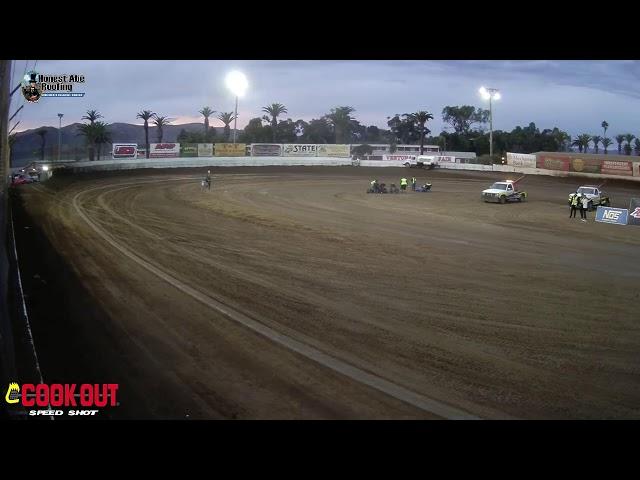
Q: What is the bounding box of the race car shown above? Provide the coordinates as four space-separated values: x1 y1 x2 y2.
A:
568 185 610 211
11 174 34 186
481 179 527 203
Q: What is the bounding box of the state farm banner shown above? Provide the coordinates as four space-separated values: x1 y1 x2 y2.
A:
628 198 640 226
214 143 246 157
317 144 350 157
569 157 601 174
537 155 570 171
149 143 180 158
112 143 138 159
251 144 282 156
180 143 198 157
383 154 416 162
197 143 213 157
283 144 318 157
506 152 536 168
601 160 633 176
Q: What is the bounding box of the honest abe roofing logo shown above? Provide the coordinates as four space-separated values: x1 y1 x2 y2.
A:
22 70 86 102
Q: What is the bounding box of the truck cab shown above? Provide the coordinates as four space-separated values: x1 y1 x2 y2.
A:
403 155 437 169
482 180 527 203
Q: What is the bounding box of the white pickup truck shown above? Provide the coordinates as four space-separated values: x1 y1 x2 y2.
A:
403 155 437 169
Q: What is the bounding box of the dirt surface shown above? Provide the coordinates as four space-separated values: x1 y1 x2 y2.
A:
13 166 640 419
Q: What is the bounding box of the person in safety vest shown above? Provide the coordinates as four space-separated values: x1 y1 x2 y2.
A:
400 177 408 192
570 192 580 218
411 176 417 191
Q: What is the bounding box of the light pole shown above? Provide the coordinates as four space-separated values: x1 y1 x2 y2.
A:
57 113 64 163
479 87 500 158
225 71 248 145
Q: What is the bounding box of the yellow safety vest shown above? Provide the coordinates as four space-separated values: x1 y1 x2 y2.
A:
571 195 579 206
400 178 408 186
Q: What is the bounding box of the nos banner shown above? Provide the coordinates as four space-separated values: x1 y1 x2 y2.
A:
180 144 198 157
628 198 640 226
506 152 536 168
252 144 282 156
112 143 138 159
569 157 601 174
317 144 350 157
537 155 570 171
149 143 180 158
283 144 318 156
198 143 213 157
601 160 633 176
595 206 629 225
215 143 246 157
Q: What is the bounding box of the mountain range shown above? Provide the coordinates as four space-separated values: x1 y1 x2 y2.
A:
11 122 235 165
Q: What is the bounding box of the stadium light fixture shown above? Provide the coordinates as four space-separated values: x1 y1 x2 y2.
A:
225 71 248 145
478 87 500 158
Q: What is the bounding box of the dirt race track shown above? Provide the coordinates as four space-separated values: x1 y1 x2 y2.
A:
13 166 640 419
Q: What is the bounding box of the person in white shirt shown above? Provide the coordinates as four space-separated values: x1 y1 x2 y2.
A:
580 194 590 221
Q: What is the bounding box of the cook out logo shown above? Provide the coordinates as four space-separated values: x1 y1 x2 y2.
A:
4 382 119 416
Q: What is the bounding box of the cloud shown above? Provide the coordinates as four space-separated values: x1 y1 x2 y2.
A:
10 60 640 138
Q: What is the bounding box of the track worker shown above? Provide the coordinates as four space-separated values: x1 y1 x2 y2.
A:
411 176 417 191
580 193 589 222
400 177 408 192
570 192 579 218
206 170 212 191
370 179 378 193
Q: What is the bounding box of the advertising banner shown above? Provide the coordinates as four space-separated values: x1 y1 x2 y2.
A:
628 198 640 226
569 157 601 174
536 155 570 171
149 143 180 158
283 144 318 157
435 156 456 163
506 152 537 168
251 144 282 156
383 154 416 162
595 206 629 225
197 143 213 157
601 160 633 176
214 143 246 157
180 143 198 157
316 144 350 157
112 143 138 159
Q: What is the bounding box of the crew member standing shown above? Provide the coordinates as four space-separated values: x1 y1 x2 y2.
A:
411 176 417 191
580 193 590 222
400 177 408 192
570 192 579 218
206 170 212 191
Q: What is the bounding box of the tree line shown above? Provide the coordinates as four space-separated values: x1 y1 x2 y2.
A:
16 106 640 162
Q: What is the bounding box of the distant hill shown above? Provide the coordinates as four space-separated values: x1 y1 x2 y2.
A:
10 122 234 166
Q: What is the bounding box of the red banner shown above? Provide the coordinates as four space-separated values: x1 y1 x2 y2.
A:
537 155 570 171
601 160 633 176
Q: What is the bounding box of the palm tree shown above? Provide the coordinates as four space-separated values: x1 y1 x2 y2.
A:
326 106 356 144
601 121 609 139
36 129 48 160
615 134 625 154
591 135 602 154
408 111 434 154
602 137 613 154
136 110 155 159
199 106 215 134
152 115 172 142
634 138 640 156
216 112 237 141
261 103 288 142
572 134 591 153
76 123 98 161
82 110 103 125
624 133 636 155
93 122 111 160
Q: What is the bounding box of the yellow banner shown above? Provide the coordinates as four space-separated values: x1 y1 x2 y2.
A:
317 144 351 157
215 143 246 157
